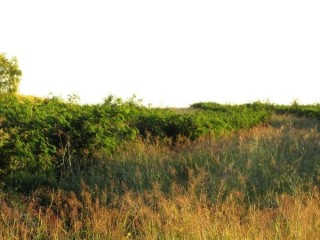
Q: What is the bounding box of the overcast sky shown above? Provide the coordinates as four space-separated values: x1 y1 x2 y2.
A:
1 0 320 107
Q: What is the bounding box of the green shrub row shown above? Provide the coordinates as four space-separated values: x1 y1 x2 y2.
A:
0 96 272 188
273 101 320 119
135 104 272 140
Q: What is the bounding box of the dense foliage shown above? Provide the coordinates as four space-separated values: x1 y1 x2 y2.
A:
0 95 273 188
3 95 320 190
273 101 320 119
136 101 272 140
0 95 138 187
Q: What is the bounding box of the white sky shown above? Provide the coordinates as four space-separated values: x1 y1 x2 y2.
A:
1 0 320 107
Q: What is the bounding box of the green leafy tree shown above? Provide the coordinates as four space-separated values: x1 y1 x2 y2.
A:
0 53 22 94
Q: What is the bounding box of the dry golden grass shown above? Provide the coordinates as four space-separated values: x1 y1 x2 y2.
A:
2 184 320 239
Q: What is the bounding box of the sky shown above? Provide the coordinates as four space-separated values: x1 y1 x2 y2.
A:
1 0 320 107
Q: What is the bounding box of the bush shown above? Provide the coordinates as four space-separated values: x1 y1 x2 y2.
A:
0 95 139 188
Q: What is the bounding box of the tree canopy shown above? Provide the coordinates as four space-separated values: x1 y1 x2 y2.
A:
0 53 22 94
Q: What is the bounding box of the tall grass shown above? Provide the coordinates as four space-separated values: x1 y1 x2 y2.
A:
2 183 320 239
1 114 320 239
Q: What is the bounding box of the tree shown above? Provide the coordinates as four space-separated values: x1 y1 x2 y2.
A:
0 53 22 94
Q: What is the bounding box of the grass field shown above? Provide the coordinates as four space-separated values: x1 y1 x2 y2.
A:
1 114 320 239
